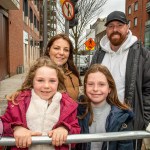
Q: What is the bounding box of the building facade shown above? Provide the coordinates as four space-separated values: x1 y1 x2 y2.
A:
0 0 20 80
126 0 150 49
90 18 106 50
0 0 43 80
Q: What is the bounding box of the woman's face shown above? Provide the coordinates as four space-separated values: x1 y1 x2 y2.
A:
49 38 70 66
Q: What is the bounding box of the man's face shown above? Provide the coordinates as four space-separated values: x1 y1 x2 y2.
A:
106 21 129 46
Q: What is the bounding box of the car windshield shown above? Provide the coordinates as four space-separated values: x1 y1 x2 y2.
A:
79 58 85 64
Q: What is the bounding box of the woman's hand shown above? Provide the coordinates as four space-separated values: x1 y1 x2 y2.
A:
48 126 68 146
6 91 20 101
13 126 42 148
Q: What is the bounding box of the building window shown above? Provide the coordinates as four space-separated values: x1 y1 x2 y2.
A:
128 6 131 14
30 8 33 23
134 1 138 11
128 20 131 28
34 15 37 28
23 0 28 16
134 17 138 26
145 29 150 49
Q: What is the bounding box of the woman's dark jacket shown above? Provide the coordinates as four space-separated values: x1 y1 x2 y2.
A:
91 41 150 131
75 103 134 150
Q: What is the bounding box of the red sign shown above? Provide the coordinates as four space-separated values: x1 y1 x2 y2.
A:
85 38 96 50
62 0 74 20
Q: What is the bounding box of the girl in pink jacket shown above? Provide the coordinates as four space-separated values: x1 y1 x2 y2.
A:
1 56 80 150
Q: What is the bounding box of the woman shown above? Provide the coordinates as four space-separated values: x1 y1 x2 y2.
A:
44 33 81 101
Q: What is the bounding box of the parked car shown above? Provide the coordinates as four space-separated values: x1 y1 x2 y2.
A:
75 56 88 75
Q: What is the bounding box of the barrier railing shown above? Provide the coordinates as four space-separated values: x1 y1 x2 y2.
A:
0 131 150 146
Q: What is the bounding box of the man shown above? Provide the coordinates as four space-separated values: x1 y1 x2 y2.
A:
91 11 150 149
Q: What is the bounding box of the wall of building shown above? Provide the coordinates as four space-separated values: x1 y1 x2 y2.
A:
8 0 23 76
126 0 149 44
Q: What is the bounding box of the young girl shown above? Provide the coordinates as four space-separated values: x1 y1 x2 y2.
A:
1 56 80 150
76 64 134 150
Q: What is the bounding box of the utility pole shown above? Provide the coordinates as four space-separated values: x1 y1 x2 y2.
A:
43 0 47 52
65 19 69 35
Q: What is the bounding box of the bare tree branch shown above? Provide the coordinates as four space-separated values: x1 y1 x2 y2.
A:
57 0 107 54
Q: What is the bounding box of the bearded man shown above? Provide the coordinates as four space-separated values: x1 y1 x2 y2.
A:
91 11 150 150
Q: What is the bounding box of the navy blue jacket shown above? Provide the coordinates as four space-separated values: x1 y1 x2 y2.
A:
75 103 134 150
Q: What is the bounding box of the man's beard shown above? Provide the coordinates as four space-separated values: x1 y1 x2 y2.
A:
108 32 126 46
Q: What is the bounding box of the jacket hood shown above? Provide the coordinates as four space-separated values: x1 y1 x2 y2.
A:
100 30 137 53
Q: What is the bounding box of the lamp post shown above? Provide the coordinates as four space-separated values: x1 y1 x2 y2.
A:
43 0 48 51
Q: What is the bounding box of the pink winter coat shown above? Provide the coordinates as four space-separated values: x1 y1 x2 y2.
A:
1 90 80 150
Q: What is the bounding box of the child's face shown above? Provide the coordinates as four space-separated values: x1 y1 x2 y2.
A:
86 72 111 107
33 66 59 101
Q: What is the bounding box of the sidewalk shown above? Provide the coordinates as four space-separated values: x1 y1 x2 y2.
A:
0 73 26 115
0 73 26 99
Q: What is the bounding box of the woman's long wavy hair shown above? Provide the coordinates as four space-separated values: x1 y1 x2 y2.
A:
21 56 66 92
79 64 129 125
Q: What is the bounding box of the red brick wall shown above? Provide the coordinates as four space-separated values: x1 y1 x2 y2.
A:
8 0 23 76
126 0 149 44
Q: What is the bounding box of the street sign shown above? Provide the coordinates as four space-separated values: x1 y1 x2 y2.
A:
60 0 65 5
85 46 94 50
62 0 74 21
85 38 96 50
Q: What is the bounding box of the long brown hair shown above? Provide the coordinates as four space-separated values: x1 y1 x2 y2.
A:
44 33 81 84
21 56 66 92
79 64 129 125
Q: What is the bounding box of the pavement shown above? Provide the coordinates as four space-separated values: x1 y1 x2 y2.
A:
0 73 26 115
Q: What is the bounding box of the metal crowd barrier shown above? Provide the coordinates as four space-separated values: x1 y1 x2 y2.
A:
0 131 150 146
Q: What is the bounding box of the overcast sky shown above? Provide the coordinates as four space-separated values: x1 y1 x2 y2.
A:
99 0 125 18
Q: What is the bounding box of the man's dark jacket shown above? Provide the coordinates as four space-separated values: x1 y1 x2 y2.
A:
91 41 150 131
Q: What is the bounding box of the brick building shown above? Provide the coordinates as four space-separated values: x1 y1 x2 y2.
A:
126 0 150 49
0 0 20 80
0 0 42 80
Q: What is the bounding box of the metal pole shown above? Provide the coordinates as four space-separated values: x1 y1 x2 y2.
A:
1 131 150 146
43 0 48 51
65 18 69 35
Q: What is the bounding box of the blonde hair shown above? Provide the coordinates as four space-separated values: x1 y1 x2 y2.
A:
21 56 66 92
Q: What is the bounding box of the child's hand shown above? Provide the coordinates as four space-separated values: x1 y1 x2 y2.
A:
13 126 42 148
48 126 68 146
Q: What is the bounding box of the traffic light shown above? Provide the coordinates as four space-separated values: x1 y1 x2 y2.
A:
69 0 78 28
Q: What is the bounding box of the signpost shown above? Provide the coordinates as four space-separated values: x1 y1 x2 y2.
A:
62 0 75 35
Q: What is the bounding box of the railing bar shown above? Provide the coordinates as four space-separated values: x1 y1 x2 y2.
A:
107 141 109 150
135 139 138 150
0 131 150 146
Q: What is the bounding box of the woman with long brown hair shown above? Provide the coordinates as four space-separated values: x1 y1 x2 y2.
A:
44 33 81 101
